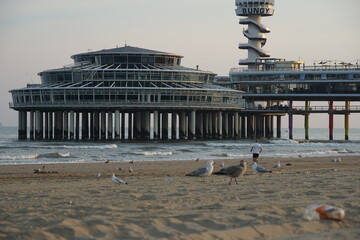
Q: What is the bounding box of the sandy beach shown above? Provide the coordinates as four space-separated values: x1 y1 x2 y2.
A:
0 156 359 240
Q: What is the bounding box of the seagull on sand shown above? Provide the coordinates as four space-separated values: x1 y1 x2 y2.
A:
129 166 133 173
220 162 225 167
96 173 101 178
186 160 214 179
273 161 281 168
330 158 341 163
111 173 128 185
104 160 110 164
213 160 247 185
251 162 272 177
34 165 45 173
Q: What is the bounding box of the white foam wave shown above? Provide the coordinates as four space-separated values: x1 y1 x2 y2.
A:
134 151 173 156
0 154 38 160
60 144 117 149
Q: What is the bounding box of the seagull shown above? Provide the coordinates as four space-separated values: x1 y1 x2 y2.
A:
220 162 225 167
251 162 272 177
129 166 133 173
273 161 281 168
129 160 134 164
34 165 45 174
111 173 128 185
96 173 101 178
104 160 110 164
186 160 214 179
196 158 200 161
118 167 124 171
213 160 247 185
330 158 342 163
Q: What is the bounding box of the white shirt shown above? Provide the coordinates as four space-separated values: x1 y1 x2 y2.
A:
251 143 262 154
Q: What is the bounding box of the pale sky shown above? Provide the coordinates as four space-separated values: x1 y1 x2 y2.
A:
0 0 359 129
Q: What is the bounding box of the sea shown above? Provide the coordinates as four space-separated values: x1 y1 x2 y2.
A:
0 126 359 165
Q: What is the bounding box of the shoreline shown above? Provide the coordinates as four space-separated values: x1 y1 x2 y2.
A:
1 155 359 239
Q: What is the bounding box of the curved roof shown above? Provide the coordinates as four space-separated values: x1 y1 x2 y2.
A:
72 45 183 59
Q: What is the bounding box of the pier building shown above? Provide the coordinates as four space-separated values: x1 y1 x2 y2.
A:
9 46 246 141
214 0 360 140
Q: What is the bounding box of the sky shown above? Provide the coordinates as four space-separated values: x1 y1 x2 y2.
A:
0 0 359 129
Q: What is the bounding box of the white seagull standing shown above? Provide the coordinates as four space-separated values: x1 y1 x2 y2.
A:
186 160 214 179
251 162 272 177
96 173 101 178
111 173 128 185
273 161 281 168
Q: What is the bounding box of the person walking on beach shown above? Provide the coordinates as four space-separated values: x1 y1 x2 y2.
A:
250 139 262 163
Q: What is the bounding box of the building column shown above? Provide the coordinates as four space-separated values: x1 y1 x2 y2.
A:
142 111 150 140
153 111 159 140
345 101 350 140
121 112 126 140
212 112 218 139
171 112 177 140
234 112 239 139
100 112 106 140
48 112 53 140
189 110 196 140
128 112 133 140
134 112 142 140
18 111 27 140
276 115 281 138
44 112 49 140
93 112 100 140
222 112 229 139
35 110 42 140
70 111 75 140
75 112 80 140
162 112 168 140
217 112 222 139
241 115 246 138
81 112 88 140
115 110 120 140
179 111 186 139
54 111 62 140
63 111 68 140
29 111 34 140
107 112 113 140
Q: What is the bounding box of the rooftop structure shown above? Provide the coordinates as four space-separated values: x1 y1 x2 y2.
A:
9 46 245 141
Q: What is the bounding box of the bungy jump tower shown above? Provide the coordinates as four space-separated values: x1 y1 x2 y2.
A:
216 0 360 141
236 0 274 67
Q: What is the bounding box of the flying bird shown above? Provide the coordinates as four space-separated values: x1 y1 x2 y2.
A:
273 161 281 168
186 160 214 179
251 162 272 177
213 160 247 185
111 173 128 185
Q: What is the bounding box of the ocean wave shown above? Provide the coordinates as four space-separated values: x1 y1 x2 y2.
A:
37 152 70 158
60 144 118 149
211 153 247 158
133 151 173 156
0 154 38 160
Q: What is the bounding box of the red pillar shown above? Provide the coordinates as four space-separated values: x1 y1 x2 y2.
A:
288 101 293 140
329 101 334 140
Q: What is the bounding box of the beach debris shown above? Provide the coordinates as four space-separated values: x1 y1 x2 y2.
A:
104 160 110 164
286 163 292 166
220 162 225 167
164 178 173 181
273 161 281 168
111 173 128 185
186 160 214 179
214 160 247 185
304 204 345 221
251 162 272 177
330 158 341 163
333 169 339 172
96 173 101 178
118 167 124 171
34 165 45 173
129 166 133 173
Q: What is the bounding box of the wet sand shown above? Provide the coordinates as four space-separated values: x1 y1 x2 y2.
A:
0 156 359 239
